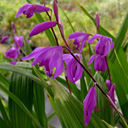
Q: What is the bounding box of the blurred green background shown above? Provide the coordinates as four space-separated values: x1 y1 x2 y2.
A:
0 0 128 61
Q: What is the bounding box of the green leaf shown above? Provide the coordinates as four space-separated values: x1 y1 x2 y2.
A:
109 48 128 120
110 11 128 62
0 74 9 88
0 63 53 97
102 120 114 128
33 82 47 127
80 72 88 102
59 6 75 33
73 0 115 40
50 78 107 128
9 72 33 128
81 51 91 86
47 112 56 122
118 113 128 128
0 117 9 128
0 100 10 127
23 37 32 55
0 83 43 128
56 77 80 100
35 13 57 46
88 44 95 76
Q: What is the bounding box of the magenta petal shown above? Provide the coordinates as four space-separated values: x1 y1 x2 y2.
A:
87 34 102 43
111 41 114 49
29 21 56 37
106 80 111 90
53 0 59 22
74 62 83 82
68 32 88 40
22 47 44 60
15 3 31 17
88 55 96 65
49 48 63 78
10 61 17 65
5 47 20 59
83 87 97 125
66 58 76 83
79 34 89 53
103 42 110 57
32 4 50 13
94 56 107 72
1 36 9 43
108 84 115 104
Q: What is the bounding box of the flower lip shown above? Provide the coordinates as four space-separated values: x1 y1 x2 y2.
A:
63 53 83 83
68 32 89 53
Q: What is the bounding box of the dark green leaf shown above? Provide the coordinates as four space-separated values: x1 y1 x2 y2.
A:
0 100 10 127
9 72 33 128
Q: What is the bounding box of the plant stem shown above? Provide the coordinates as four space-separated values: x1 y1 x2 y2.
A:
45 11 59 46
65 76 71 94
105 56 112 86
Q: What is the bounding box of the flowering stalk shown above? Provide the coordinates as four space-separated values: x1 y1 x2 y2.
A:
105 56 112 86
63 45 128 124
65 76 71 94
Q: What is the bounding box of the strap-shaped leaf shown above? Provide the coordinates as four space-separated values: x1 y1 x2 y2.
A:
0 83 43 128
9 72 33 128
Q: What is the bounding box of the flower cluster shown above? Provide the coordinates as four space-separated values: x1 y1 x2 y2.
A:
13 1 117 127
87 34 114 72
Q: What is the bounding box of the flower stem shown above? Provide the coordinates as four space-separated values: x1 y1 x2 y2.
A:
105 56 112 86
45 11 59 46
65 76 71 94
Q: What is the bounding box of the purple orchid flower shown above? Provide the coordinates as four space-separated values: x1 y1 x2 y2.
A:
1 36 9 43
108 84 115 104
14 36 24 48
29 21 56 37
16 3 50 18
22 46 63 78
83 86 97 125
10 61 17 65
5 47 21 59
106 80 111 90
63 53 83 83
68 32 89 53
88 55 107 72
88 34 114 56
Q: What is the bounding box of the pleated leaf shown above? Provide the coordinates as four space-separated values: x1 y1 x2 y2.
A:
0 83 43 128
33 82 47 127
0 63 53 97
0 100 10 127
109 48 128 120
9 71 33 128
